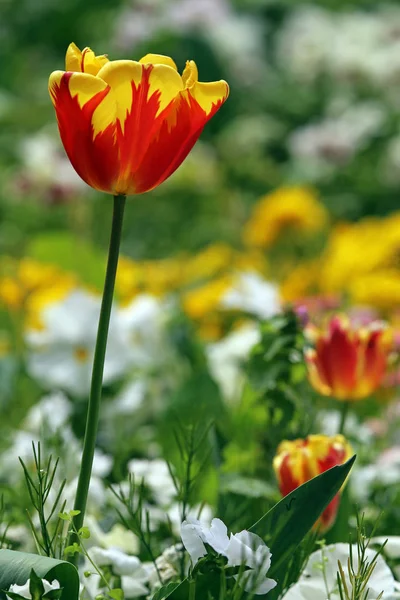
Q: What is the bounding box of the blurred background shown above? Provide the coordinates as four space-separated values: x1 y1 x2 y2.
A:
2 0 400 351
1 0 400 562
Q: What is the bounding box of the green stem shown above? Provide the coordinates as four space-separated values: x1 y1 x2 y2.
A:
189 580 196 600
68 194 126 565
338 401 350 436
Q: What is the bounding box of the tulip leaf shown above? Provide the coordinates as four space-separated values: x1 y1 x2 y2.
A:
250 455 356 579
0 551 79 600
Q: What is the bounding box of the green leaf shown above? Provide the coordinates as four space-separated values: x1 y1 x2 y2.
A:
250 455 356 578
26 233 106 289
151 582 181 600
63 543 81 557
0 550 79 600
29 569 44 600
43 591 63 600
108 589 124 600
78 526 90 539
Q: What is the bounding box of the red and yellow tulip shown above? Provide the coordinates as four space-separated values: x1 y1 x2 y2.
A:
305 315 391 401
273 434 353 531
48 43 229 195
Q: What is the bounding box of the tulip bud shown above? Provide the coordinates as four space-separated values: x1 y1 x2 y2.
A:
273 434 353 532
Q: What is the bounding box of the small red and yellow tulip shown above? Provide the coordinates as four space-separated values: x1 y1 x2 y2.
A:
305 315 392 401
48 43 229 195
273 434 353 531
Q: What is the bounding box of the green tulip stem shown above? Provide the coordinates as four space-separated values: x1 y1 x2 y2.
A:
338 401 350 436
68 194 126 565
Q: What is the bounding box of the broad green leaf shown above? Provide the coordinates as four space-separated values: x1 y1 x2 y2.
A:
26 232 105 289
0 551 79 600
250 455 356 578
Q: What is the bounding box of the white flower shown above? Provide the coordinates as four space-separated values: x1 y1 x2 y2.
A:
7 577 60 599
281 543 398 599
23 391 72 433
26 290 132 396
372 536 400 559
351 446 400 502
206 324 260 402
127 459 176 506
145 544 183 592
118 294 172 370
120 574 150 598
181 518 276 595
90 546 146 578
19 129 84 192
167 503 213 537
84 516 139 554
220 272 281 320
289 102 385 169
107 379 147 415
318 410 373 444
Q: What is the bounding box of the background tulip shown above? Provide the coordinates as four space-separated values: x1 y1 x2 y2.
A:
273 434 353 531
305 315 392 401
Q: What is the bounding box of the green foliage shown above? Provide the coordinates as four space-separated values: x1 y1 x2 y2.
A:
19 443 66 559
0 554 78 600
250 456 356 595
26 232 106 289
151 582 182 600
4 569 63 600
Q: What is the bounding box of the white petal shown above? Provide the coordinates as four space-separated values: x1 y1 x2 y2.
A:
180 520 207 565
204 518 230 554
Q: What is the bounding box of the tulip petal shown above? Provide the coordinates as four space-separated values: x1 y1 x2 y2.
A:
317 319 359 399
48 71 119 193
188 80 230 117
66 43 109 75
97 60 185 194
130 85 228 194
65 42 83 72
139 54 178 70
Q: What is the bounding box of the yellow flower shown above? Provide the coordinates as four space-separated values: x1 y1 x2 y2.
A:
0 257 77 327
280 260 321 302
243 186 328 248
115 257 144 302
183 244 234 284
349 270 400 310
320 213 400 296
25 277 77 329
116 256 187 303
182 275 233 320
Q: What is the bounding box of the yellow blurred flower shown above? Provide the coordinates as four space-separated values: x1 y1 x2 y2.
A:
320 213 400 295
183 243 234 284
116 255 186 303
243 186 328 248
280 260 321 302
349 270 400 310
182 275 233 320
0 257 77 327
